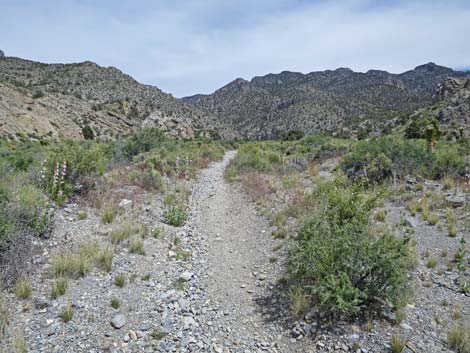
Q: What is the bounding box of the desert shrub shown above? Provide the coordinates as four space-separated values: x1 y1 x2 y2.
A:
280 130 305 141
342 137 468 183
288 178 413 316
118 128 165 159
163 206 187 227
226 144 273 178
13 184 52 236
32 90 44 99
81 125 95 140
128 168 164 191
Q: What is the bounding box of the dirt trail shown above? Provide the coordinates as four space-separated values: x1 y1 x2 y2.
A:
189 150 308 352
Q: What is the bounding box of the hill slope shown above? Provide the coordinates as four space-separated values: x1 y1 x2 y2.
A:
183 63 470 139
0 56 213 140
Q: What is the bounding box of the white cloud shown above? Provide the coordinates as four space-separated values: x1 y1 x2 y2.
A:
1 0 469 96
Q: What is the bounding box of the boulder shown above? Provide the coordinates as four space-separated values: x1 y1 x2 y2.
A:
0 50 4 58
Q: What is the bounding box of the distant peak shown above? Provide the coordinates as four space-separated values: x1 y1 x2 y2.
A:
232 78 249 84
414 62 441 71
334 67 353 73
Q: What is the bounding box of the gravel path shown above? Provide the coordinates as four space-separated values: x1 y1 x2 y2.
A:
184 150 308 353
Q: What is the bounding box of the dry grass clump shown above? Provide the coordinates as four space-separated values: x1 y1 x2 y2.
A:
15 277 32 299
240 172 272 202
375 208 386 222
52 241 100 278
50 278 68 299
58 304 74 323
114 273 126 288
110 220 138 244
289 287 310 318
128 238 145 255
390 333 407 353
97 247 115 272
447 325 470 353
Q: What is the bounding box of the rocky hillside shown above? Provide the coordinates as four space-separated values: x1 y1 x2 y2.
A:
0 55 213 141
183 63 470 139
408 76 470 138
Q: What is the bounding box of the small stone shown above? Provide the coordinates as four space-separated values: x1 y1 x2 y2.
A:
139 323 152 332
111 314 127 329
118 199 133 208
180 271 194 281
129 330 138 340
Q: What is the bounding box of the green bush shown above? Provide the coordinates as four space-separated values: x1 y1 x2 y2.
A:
119 128 165 159
341 136 468 182
14 184 52 236
288 178 413 316
163 206 187 227
81 125 95 140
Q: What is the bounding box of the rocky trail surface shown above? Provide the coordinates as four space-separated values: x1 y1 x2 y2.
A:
1 151 308 353
2 151 469 353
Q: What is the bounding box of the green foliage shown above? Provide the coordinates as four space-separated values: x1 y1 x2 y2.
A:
119 128 165 159
32 90 44 99
163 206 187 227
81 125 95 140
342 136 468 182
288 178 413 316
280 130 305 141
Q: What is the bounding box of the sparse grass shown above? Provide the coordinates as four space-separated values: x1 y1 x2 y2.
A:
272 227 288 239
272 243 283 251
101 204 117 224
142 274 151 281
138 223 149 238
376 208 386 222
58 305 74 323
176 249 191 261
50 278 68 299
15 277 32 299
427 257 438 269
110 220 136 244
443 177 456 190
451 307 463 320
395 308 406 325
78 211 87 220
269 256 278 263
152 227 163 239
447 325 470 353
441 299 449 307
441 249 448 257
173 277 186 291
150 328 167 340
13 330 27 353
128 238 145 255
428 213 439 226
289 287 310 318
114 274 126 288
447 208 458 237
390 333 407 353
407 199 418 216
0 295 9 338
97 247 114 272
52 242 100 278
110 298 121 309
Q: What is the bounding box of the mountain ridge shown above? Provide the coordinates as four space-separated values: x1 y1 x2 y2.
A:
0 55 216 141
183 62 470 139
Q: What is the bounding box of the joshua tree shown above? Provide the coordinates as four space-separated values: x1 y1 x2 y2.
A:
424 118 442 152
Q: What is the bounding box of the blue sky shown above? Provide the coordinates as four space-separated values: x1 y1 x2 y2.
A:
1 0 470 97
